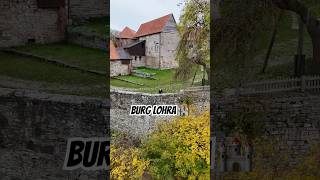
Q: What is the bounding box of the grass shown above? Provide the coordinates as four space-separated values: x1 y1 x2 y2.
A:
79 17 109 36
111 67 192 93
0 52 107 97
15 43 107 72
212 13 314 90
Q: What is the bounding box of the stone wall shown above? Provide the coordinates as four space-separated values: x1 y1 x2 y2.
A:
0 88 109 179
0 0 67 47
137 15 179 69
212 90 320 165
111 89 209 138
160 15 179 69
139 33 161 69
110 61 131 77
69 0 109 22
160 31 179 69
131 56 146 68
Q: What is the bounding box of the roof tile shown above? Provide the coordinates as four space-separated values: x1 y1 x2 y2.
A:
135 14 172 37
119 27 136 39
110 40 119 60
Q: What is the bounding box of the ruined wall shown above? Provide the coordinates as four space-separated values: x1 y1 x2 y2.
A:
212 91 320 165
111 89 209 138
0 88 109 179
110 61 130 77
0 0 67 47
69 0 108 22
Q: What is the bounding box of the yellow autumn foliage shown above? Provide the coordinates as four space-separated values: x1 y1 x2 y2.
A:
110 110 210 179
142 110 210 179
110 145 149 180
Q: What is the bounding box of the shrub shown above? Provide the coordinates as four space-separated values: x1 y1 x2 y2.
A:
110 145 149 179
141 111 210 179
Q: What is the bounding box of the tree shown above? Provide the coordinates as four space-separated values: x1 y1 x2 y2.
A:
175 0 210 82
272 0 320 64
212 0 320 80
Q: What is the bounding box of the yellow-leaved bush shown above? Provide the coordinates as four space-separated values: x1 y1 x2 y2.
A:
110 110 210 179
110 145 149 179
141 110 210 179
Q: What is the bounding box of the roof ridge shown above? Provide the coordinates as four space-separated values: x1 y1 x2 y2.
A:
140 13 172 26
135 14 173 37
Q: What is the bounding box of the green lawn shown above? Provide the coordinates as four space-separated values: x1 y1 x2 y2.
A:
0 52 107 97
79 17 109 36
15 43 107 72
111 67 192 93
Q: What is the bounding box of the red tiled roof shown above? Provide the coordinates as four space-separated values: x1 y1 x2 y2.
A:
119 27 136 39
110 40 132 60
135 14 173 37
110 40 119 60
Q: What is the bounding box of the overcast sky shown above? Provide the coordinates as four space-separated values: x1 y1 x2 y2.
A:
110 0 184 31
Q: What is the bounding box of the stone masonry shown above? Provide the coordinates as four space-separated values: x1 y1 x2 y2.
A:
0 0 67 47
0 0 108 48
0 88 109 180
212 90 320 165
69 0 109 22
110 60 131 77
138 15 180 69
111 89 210 138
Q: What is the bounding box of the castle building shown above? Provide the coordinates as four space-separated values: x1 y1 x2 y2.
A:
110 40 132 77
117 27 137 47
111 13 180 76
220 137 252 172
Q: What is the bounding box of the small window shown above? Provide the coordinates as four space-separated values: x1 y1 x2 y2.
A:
135 56 137 60
139 56 142 61
28 38 36 44
155 44 159 52
37 0 65 9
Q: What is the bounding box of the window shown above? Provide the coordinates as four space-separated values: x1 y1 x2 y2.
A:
135 56 137 61
37 0 65 9
28 38 36 44
232 163 241 172
155 44 159 52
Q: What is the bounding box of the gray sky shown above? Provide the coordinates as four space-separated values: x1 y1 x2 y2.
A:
110 0 184 31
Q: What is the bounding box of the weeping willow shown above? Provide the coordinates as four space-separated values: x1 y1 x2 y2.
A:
175 0 210 82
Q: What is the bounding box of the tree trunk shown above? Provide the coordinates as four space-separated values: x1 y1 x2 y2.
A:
311 30 320 65
272 0 320 65
261 14 281 73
